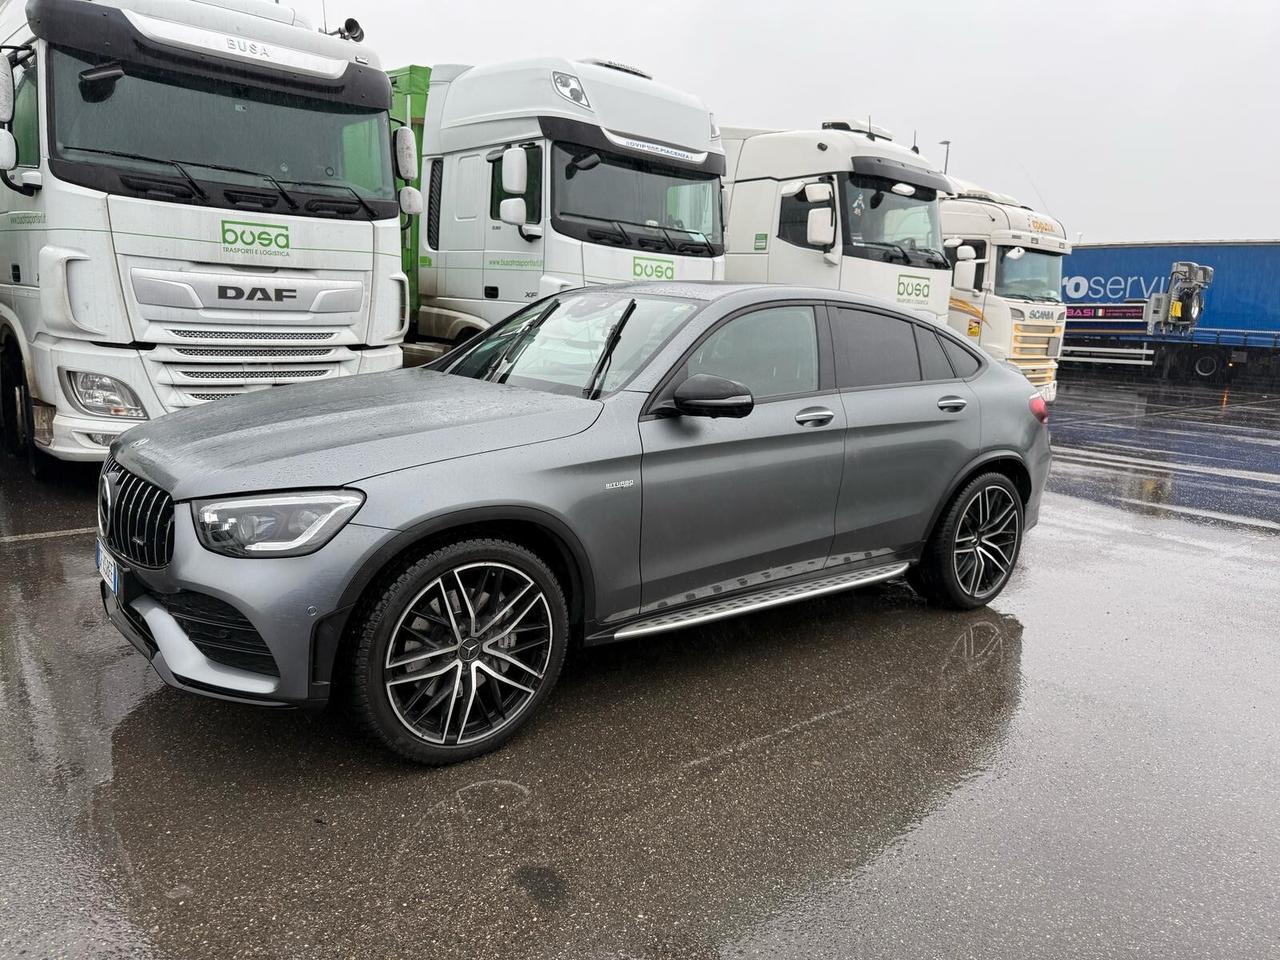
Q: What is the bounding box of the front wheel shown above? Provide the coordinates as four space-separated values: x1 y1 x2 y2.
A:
346 538 569 765
909 473 1024 610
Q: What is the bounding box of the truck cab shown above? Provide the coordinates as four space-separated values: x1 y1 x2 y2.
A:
0 0 414 470
942 182 1070 401
392 59 725 344
720 122 953 325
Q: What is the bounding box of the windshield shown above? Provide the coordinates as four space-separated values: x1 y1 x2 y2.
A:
841 174 944 268
995 248 1064 302
551 143 723 256
48 47 395 215
445 293 698 397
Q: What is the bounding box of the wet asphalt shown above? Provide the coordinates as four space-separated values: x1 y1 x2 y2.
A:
2 379 1279 959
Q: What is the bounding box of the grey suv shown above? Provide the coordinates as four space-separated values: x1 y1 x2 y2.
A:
97 283 1051 763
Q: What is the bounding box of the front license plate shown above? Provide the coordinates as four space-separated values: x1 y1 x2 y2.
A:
96 538 119 596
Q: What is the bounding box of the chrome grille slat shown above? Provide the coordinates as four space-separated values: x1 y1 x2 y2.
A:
99 457 175 569
173 346 332 358
170 329 335 341
177 368 329 381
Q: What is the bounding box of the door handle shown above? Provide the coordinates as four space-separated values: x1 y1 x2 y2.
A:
937 396 968 412
795 407 835 427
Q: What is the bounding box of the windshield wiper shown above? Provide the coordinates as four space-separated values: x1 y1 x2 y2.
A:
856 239 911 264
281 177 377 218
919 247 952 269
174 157 299 210
61 145 209 201
583 298 638 400
487 301 560 383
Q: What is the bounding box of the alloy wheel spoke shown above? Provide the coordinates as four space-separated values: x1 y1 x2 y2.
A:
477 660 536 696
386 657 460 687
483 644 545 680
977 543 1008 576
476 579 533 636
454 570 478 635
388 641 459 670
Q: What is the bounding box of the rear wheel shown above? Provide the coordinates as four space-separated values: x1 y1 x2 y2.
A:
346 538 569 765
909 473 1024 610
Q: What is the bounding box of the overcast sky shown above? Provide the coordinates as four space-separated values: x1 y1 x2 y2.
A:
305 0 1279 244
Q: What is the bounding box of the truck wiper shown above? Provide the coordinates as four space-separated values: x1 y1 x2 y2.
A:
919 247 952 268
583 298 638 400
174 157 299 210
281 177 377 218
856 239 912 264
61 144 209 201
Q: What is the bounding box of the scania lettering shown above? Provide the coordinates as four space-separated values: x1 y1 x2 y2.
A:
389 59 724 344
720 121 953 325
941 181 1071 402
0 0 422 475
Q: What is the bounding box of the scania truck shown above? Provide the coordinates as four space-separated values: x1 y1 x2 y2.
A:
941 181 1070 401
0 0 421 474
390 59 725 344
720 121 954 325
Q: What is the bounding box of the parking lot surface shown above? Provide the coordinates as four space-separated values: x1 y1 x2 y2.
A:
2 379 1278 959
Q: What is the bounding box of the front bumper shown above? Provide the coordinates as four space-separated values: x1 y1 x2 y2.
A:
99 509 394 705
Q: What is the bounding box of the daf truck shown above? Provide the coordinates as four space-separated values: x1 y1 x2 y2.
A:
389 59 725 344
720 121 954 325
0 0 422 474
941 181 1070 401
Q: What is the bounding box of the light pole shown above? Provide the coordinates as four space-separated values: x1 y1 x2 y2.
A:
938 140 952 174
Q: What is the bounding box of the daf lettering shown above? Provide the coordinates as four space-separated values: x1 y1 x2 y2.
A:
217 285 298 303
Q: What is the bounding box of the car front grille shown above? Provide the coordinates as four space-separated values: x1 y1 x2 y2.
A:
155 592 279 677
100 456 175 568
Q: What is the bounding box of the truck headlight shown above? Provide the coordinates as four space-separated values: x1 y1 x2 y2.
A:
65 371 147 419
193 491 364 558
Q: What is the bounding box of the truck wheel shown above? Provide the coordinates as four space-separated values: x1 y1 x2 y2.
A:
1180 290 1203 326
909 473 1024 610
345 538 569 765
0 344 21 457
1192 352 1221 379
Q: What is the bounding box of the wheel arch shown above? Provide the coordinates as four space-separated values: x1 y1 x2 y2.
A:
313 505 596 693
0 314 33 377
922 450 1032 546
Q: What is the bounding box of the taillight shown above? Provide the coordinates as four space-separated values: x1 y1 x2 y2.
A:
1029 394 1049 424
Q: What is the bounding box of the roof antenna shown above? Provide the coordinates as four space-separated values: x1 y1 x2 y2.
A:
911 130 920 154
866 114 877 142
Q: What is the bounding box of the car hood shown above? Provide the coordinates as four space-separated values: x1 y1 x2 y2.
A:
113 369 602 501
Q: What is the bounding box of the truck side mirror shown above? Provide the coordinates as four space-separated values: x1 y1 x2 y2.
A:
806 206 835 249
501 146 528 196
393 126 418 182
0 62 13 125
399 185 423 216
953 259 977 291
499 196 527 226
0 130 15 172
801 182 833 204
956 244 976 261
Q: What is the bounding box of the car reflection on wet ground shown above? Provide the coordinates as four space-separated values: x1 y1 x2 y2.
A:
2 380 1278 959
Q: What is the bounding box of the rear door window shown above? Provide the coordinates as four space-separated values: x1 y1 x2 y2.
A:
830 308 922 389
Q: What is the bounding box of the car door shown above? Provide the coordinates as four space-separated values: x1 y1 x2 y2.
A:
638 303 846 612
827 306 981 562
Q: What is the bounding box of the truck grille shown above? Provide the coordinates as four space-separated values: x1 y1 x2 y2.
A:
1011 321 1065 386
173 346 332 359
100 456 175 568
170 329 335 341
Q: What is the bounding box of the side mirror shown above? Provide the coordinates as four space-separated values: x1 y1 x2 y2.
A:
801 182 833 204
953 259 977 291
1006 246 1026 261
0 62 12 125
673 374 754 419
499 196 527 225
942 236 963 249
399 185 423 216
393 126 418 182
806 206 836 249
502 145 528 196
0 130 16 172
956 244 976 261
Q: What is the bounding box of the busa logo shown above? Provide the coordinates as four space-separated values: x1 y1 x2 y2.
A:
633 255 675 280
217 285 297 303
221 220 290 254
896 274 931 304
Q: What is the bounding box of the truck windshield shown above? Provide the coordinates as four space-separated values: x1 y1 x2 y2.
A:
551 143 723 256
995 248 1063 302
48 47 395 216
444 293 697 397
841 174 945 268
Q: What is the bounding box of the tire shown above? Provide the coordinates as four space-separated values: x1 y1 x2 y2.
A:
1180 289 1203 326
0 343 23 457
1192 351 1221 380
346 537 569 765
909 472 1024 610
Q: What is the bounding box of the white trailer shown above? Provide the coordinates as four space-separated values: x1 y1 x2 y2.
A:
0 0 420 473
402 58 725 344
720 121 954 324
941 181 1070 401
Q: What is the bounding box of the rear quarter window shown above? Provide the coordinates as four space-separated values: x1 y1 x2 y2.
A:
940 335 982 378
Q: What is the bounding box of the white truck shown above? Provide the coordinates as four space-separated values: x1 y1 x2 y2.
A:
391 59 725 344
720 121 954 325
0 0 421 474
941 181 1070 401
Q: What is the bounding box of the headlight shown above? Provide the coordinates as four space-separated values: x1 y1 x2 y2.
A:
65 371 147 419
1008 308 1025 322
192 490 364 558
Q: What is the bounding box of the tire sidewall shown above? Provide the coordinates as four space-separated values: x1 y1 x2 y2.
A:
353 539 569 764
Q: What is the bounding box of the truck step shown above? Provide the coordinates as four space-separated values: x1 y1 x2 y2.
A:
613 561 910 640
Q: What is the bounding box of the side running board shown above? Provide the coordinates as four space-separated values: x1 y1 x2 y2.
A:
613 561 910 641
